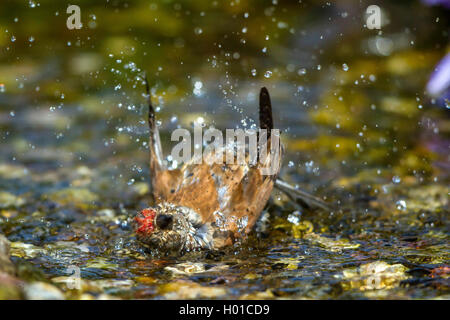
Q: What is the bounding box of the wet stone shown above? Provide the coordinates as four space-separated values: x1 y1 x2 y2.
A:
44 188 99 210
23 282 65 300
0 191 26 209
304 233 360 252
10 242 45 259
0 235 15 275
158 280 227 299
0 164 29 179
338 261 409 291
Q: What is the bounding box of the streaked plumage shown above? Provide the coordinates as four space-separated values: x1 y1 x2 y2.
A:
134 79 330 254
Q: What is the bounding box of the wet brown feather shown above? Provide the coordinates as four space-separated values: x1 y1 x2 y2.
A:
150 142 282 238
146 82 280 246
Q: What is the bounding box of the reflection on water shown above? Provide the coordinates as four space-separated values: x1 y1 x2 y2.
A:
0 0 448 299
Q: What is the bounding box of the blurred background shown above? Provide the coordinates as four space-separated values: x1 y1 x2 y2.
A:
0 0 448 182
0 0 448 299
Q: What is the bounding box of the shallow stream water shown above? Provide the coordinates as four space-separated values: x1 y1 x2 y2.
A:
0 0 448 299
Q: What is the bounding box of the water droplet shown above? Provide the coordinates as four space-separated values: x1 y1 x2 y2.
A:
392 176 401 184
237 216 248 235
396 200 407 211
277 21 288 29
193 81 203 96
196 116 205 125
297 68 307 76
288 211 302 225
342 63 349 71
264 70 272 78
194 81 203 89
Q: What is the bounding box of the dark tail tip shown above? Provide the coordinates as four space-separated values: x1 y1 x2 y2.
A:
259 87 273 130
144 73 155 125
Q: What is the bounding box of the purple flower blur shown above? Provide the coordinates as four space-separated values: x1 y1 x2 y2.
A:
422 0 450 107
426 53 450 103
421 0 450 9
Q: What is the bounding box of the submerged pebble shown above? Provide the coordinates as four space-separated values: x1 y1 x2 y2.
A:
304 233 360 251
158 280 227 299
338 261 409 291
10 242 46 259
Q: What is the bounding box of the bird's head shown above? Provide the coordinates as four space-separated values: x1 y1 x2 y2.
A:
133 203 213 253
